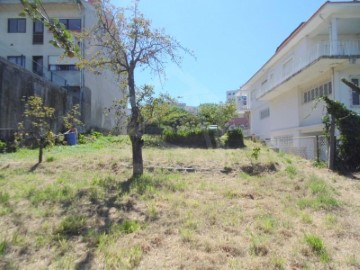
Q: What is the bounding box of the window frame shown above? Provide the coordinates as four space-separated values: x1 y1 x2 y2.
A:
7 55 26 68
8 18 26 33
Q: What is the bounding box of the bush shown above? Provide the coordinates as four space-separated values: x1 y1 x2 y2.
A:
163 129 217 148
0 140 6 153
323 97 360 171
224 129 245 148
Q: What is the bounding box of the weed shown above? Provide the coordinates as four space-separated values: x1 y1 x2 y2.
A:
0 240 7 255
55 216 86 237
257 214 277 234
300 212 313 224
285 165 297 177
324 214 337 227
304 234 330 262
251 147 261 161
180 228 193 243
46 156 55 162
114 220 141 234
249 234 268 256
146 204 158 221
308 177 327 194
298 176 340 210
272 256 285 269
313 160 327 168
27 184 75 206
0 191 10 206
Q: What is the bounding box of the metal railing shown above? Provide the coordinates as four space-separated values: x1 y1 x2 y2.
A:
256 40 360 99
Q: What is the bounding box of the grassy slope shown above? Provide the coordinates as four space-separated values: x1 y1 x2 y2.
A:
0 136 360 269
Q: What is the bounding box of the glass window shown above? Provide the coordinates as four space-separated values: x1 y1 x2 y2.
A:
8 18 26 33
59 19 81 31
33 20 44 44
32 56 43 76
7 56 26 68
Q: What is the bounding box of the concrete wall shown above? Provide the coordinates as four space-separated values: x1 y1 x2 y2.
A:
0 57 90 140
0 0 125 132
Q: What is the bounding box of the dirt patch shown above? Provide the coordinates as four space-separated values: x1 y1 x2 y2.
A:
241 162 278 175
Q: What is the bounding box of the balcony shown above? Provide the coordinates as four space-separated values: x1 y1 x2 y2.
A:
255 40 360 99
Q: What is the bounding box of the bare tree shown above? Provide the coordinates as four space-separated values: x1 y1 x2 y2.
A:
80 0 192 177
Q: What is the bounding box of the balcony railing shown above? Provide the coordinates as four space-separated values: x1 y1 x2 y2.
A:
255 40 360 99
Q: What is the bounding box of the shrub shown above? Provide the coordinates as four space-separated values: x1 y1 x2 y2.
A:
323 97 360 171
163 129 217 148
0 140 6 153
224 129 245 148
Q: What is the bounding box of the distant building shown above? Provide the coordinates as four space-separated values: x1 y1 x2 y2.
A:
0 0 125 132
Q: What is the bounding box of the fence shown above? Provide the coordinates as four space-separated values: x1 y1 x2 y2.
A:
268 135 328 161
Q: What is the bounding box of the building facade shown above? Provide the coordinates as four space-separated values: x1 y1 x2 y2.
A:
0 0 124 132
241 1 360 158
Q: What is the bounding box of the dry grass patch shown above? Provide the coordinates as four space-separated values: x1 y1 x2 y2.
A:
0 136 359 269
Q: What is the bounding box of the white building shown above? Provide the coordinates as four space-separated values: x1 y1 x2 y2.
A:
242 1 360 158
226 89 248 114
0 0 124 131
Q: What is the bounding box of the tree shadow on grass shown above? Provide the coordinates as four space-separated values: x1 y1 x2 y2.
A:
69 177 150 269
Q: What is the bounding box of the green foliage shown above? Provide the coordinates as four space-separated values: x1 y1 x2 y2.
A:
322 96 360 171
0 140 6 153
251 147 261 161
0 192 10 206
113 220 141 234
304 234 330 262
198 102 237 129
55 216 86 237
0 240 7 255
16 96 56 163
164 128 217 148
224 129 245 148
297 176 340 210
62 104 82 130
285 165 297 177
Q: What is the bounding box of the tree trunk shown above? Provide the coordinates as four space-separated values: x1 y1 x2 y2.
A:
38 138 44 164
127 66 144 177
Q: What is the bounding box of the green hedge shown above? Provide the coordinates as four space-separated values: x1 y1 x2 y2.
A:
163 129 217 148
224 129 245 148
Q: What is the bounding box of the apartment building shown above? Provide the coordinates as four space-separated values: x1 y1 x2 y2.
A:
240 1 360 157
0 0 124 131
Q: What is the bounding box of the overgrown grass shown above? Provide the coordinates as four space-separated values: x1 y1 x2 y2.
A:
298 176 340 210
0 136 358 269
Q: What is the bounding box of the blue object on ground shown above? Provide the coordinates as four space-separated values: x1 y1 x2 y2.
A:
65 132 77 145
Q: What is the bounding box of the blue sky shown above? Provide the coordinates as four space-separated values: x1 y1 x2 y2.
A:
112 0 329 106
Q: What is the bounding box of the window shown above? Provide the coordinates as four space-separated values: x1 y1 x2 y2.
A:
8 18 26 33
32 56 43 76
33 20 44 44
59 19 81 31
49 64 78 71
303 81 332 104
260 108 270 119
7 56 26 68
351 79 359 105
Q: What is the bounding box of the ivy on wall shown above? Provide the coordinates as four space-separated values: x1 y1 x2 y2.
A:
322 96 360 171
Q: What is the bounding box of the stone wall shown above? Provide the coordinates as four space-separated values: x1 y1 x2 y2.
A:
0 57 91 141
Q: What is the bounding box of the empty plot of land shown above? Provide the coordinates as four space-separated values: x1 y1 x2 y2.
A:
0 136 359 269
